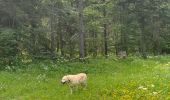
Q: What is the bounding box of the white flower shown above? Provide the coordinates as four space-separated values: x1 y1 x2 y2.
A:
142 88 147 90
138 86 147 90
151 84 155 88
165 64 169 66
138 86 144 89
153 92 158 95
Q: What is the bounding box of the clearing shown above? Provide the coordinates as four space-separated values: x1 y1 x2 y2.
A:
1 56 170 100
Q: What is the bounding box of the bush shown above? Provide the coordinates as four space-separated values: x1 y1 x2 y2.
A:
0 28 19 68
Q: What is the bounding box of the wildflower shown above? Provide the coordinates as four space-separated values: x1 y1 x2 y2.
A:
165 64 169 66
143 88 147 90
151 84 155 88
138 86 147 90
153 92 158 95
112 92 116 98
138 86 144 89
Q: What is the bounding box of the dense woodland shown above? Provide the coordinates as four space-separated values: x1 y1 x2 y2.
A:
0 0 170 66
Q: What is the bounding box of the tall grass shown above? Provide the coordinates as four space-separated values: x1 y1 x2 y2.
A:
1 56 170 100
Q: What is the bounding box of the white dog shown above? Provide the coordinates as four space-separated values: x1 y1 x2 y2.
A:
61 73 87 94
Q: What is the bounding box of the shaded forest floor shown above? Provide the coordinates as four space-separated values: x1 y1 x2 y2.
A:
1 56 170 100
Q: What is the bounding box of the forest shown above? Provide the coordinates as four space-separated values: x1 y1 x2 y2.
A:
0 0 170 99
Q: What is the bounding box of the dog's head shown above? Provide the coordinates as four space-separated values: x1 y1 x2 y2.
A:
61 75 69 84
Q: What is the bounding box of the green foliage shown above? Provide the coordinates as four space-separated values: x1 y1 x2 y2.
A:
0 0 170 61
0 28 18 67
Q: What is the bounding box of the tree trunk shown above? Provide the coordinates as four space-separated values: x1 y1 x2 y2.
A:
153 15 161 55
56 18 60 53
93 30 97 57
60 28 64 56
78 0 85 59
103 0 108 58
50 4 56 58
120 3 128 54
137 0 147 59
139 16 147 59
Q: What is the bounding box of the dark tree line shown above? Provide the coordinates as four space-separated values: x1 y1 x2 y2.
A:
0 0 170 65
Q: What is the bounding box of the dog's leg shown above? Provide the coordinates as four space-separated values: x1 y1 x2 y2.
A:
84 83 87 89
74 85 78 91
69 85 73 94
70 88 73 94
81 82 87 90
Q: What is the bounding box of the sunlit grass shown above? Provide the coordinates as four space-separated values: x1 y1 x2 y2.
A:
1 56 170 100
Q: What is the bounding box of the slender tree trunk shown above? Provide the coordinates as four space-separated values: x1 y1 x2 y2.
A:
120 4 128 54
50 4 56 58
30 22 37 56
67 25 74 58
56 20 59 54
104 24 108 57
69 41 74 58
93 30 97 57
78 0 85 59
12 17 15 28
56 18 60 53
56 32 59 53
60 28 64 56
139 16 147 59
103 0 108 58
137 0 147 59
153 15 161 55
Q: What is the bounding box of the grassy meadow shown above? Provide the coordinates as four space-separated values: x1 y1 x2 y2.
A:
1 56 170 100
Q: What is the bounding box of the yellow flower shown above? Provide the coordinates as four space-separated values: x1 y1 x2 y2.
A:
120 95 132 100
112 92 117 98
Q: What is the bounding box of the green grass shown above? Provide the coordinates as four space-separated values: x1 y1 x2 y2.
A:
1 56 170 100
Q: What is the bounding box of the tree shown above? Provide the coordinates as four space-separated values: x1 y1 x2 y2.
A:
102 0 108 58
78 0 85 59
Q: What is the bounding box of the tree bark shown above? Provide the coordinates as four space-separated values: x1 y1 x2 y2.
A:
103 0 108 58
153 15 161 55
60 27 64 56
78 0 85 59
50 4 56 58
139 16 147 59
